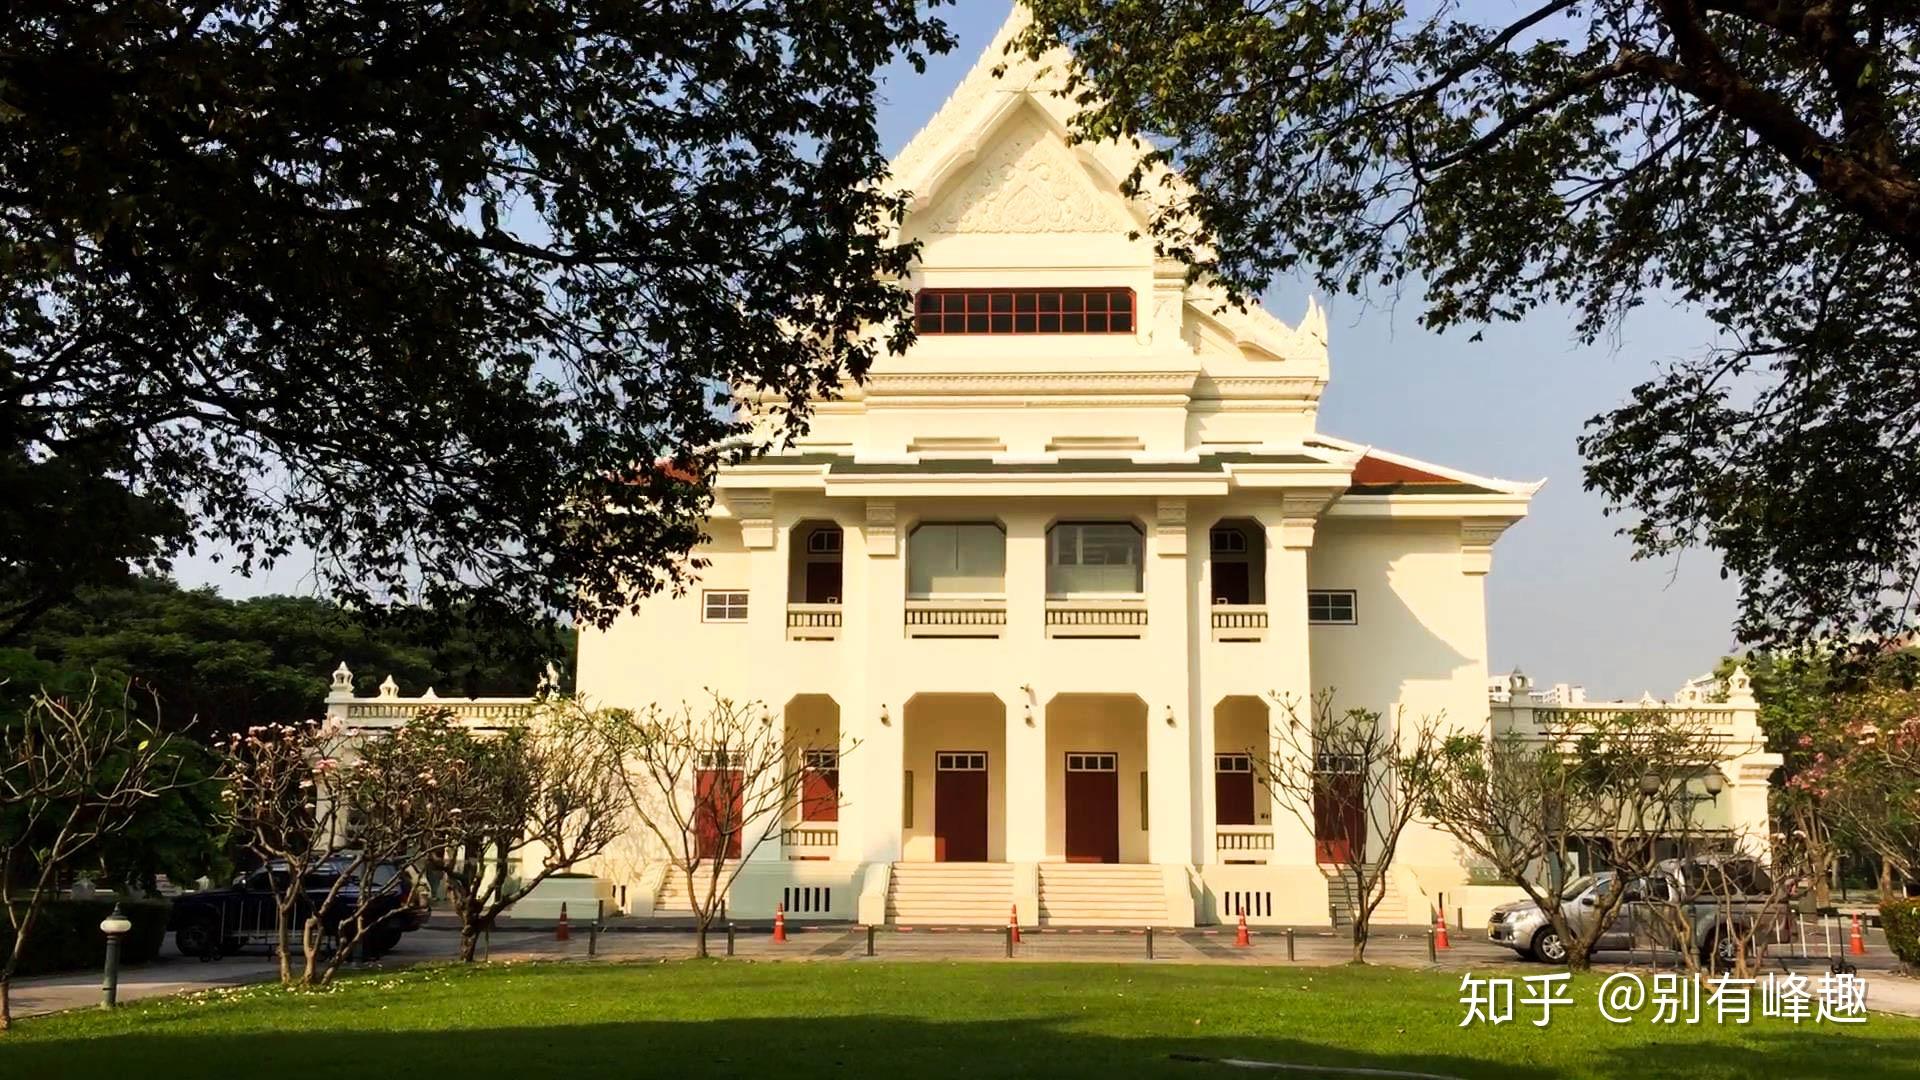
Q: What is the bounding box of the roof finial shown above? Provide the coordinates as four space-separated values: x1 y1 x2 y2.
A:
1301 295 1328 344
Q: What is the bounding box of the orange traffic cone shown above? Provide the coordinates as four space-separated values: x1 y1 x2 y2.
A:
1009 904 1021 946
1849 912 1866 956
556 902 571 942
774 902 788 944
1234 906 1251 948
1433 903 1451 950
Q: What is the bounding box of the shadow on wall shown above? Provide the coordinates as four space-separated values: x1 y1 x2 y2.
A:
1307 523 1478 719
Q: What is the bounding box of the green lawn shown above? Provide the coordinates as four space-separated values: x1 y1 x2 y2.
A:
4 961 1918 1079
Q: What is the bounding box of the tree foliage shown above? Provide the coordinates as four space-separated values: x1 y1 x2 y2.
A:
366 704 625 964
1250 692 1440 963
1016 0 1920 657
600 693 848 958
1 1 955 635
1 683 192 1028
1417 709 1735 970
0 576 571 739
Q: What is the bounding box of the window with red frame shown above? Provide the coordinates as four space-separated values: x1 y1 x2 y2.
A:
914 288 1135 334
801 749 839 822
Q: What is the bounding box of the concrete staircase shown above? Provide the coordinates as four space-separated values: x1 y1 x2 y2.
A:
1322 865 1412 927
653 867 727 917
885 862 1014 925
1036 863 1169 926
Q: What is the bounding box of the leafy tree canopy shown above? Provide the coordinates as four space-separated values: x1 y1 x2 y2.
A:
1016 0 1920 660
0 576 571 739
2 1 955 638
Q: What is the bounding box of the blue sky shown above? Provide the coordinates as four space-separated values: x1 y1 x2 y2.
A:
178 1 1742 698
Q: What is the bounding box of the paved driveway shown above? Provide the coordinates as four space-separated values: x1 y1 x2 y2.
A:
8 920 1913 1020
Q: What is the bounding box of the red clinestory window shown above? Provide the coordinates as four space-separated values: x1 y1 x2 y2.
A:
915 288 1135 335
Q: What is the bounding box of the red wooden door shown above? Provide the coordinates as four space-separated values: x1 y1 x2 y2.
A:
1214 754 1255 826
1313 766 1364 864
695 767 743 861
805 561 843 604
1064 752 1120 863
934 751 988 862
1210 562 1251 605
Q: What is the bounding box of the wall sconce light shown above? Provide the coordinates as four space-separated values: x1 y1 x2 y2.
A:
879 704 890 727
1704 770 1725 800
1164 705 1176 728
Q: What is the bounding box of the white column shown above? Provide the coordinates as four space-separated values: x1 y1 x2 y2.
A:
1263 499 1320 868
852 499 905 864
1004 513 1048 863
738 496 785 866
1147 498 1194 865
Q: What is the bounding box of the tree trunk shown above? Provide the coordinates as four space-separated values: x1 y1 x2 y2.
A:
458 927 480 963
274 909 294 986
1881 858 1896 901
1 976 12 1032
694 918 710 959
1565 929 1592 972
1350 918 1367 963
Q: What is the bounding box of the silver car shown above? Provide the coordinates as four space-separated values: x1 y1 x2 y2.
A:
1486 872 1614 964
1486 860 1789 967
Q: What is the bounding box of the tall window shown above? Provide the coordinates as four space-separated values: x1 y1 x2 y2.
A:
914 288 1135 334
907 523 1006 595
1047 522 1144 595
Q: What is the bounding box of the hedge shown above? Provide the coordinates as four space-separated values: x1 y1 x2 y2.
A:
0 898 171 978
1885 898 1920 968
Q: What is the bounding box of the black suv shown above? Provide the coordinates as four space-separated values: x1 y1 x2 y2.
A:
170 857 431 960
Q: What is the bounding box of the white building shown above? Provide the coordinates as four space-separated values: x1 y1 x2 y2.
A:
330 11 1779 929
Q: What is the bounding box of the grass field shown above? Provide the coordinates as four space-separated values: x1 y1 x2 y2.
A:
3 960 1918 1079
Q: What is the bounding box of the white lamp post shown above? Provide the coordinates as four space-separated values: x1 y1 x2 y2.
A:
99 903 133 1009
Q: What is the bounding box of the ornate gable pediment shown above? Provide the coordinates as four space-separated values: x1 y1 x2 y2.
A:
915 112 1134 235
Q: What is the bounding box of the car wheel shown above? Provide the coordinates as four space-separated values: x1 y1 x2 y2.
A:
1703 927 1740 972
1531 927 1569 964
361 926 404 960
175 917 221 961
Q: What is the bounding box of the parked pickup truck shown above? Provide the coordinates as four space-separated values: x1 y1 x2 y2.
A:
1487 856 1792 968
170 857 431 960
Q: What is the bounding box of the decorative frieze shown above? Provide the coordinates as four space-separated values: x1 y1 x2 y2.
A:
865 499 898 557
1156 498 1188 557
1459 519 1510 576
729 490 775 549
1277 491 1336 549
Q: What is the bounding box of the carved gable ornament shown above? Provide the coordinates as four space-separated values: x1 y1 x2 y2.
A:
919 114 1133 235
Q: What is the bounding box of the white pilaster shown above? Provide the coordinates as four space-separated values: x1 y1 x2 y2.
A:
1148 497 1194 865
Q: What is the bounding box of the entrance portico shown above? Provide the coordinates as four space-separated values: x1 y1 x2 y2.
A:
901 693 1006 862
1044 694 1149 863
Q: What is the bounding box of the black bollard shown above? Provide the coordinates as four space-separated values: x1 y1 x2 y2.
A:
866 924 876 957
1005 925 1013 958
588 922 599 958
1285 927 1295 961
726 922 736 957
1146 926 1155 960
1427 928 1437 963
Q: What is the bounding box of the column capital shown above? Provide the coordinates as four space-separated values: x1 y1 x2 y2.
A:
864 499 898 557
1155 497 1188 557
724 489 775 549
1270 490 1337 549
1459 517 1514 575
